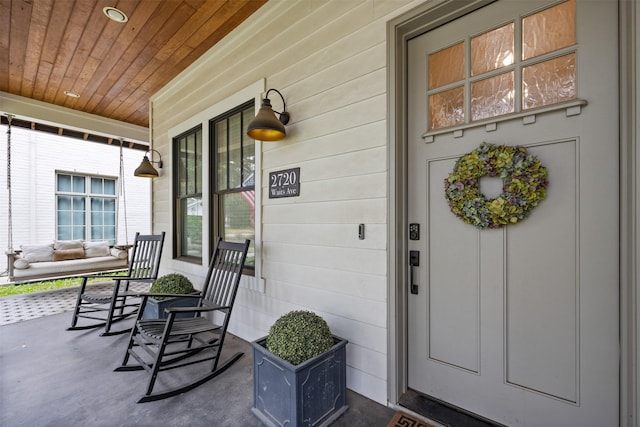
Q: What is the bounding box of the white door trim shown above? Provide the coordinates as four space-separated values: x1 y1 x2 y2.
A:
618 1 639 424
386 1 638 424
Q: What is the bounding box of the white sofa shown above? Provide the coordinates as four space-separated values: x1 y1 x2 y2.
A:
6 240 129 283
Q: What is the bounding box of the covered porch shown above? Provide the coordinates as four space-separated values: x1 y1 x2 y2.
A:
0 292 399 427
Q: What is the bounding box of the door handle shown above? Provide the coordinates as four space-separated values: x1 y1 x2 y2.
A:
409 250 419 294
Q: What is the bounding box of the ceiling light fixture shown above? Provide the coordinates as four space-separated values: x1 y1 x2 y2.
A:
103 6 128 23
246 89 290 141
64 90 80 98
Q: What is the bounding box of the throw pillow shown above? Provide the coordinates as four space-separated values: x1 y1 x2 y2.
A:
53 248 86 261
54 239 84 250
110 248 129 260
84 241 110 258
14 258 30 269
21 244 54 262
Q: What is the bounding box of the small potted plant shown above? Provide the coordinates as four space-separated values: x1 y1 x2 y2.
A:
251 310 348 427
141 273 199 319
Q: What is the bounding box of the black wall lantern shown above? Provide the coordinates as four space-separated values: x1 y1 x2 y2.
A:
134 149 163 178
246 89 290 141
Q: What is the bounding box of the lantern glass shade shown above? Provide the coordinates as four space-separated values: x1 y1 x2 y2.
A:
247 99 286 141
134 155 159 178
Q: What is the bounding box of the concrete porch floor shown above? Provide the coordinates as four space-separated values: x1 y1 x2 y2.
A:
0 288 399 427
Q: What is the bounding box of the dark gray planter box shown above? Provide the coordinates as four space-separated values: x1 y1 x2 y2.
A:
141 293 200 319
252 335 349 427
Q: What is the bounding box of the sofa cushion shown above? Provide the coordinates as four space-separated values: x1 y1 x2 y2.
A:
53 248 86 261
14 258 30 270
54 240 84 250
21 244 54 262
84 241 110 258
12 255 128 279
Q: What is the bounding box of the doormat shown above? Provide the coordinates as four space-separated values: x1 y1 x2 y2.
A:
387 411 435 427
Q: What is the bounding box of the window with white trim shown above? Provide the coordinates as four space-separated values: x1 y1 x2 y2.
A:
56 173 117 243
173 125 203 262
210 100 256 272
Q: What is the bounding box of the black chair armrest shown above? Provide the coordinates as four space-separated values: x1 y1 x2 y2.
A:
130 291 202 299
80 274 141 281
165 304 227 314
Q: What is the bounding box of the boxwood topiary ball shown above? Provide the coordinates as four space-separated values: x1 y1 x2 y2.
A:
149 273 194 300
266 310 334 365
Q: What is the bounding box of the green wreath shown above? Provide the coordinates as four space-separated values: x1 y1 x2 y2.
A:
444 142 548 229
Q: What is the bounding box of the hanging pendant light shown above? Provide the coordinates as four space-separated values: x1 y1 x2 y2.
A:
134 149 163 178
247 89 290 141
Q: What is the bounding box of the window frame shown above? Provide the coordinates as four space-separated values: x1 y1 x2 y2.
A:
209 100 256 275
172 125 203 263
55 172 118 243
166 80 265 292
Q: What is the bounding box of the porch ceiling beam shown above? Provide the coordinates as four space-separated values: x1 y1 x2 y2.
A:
0 115 149 152
0 91 149 151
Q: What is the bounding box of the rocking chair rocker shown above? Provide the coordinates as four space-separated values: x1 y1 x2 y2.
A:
115 238 250 403
67 232 165 336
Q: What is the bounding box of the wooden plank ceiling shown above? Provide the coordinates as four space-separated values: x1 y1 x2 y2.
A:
0 0 267 129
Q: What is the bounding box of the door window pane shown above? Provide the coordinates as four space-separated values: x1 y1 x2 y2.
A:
428 42 464 89
471 72 515 121
429 86 464 130
471 23 514 76
522 53 576 110
522 0 575 60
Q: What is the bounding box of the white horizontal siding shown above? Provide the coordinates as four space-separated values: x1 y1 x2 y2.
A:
263 222 386 249
263 147 387 189
261 258 387 301
263 198 386 224
149 0 425 405
262 120 387 169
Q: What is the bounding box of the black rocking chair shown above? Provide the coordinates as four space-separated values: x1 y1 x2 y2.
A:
67 232 165 336
115 238 250 403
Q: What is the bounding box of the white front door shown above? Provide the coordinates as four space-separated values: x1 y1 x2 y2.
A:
406 1 619 425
